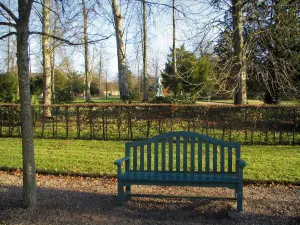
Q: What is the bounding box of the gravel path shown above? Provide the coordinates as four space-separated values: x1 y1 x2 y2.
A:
0 171 299 225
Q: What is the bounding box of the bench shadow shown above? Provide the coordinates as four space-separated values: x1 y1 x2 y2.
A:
1 184 299 224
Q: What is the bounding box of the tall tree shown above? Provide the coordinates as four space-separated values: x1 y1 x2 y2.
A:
7 0 11 74
50 3 59 102
17 0 37 208
0 0 37 208
245 0 300 103
42 0 52 116
99 54 102 97
172 0 177 87
231 0 247 104
142 0 148 101
82 0 91 102
111 0 129 101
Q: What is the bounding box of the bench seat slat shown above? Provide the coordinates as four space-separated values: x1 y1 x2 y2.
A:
121 171 238 183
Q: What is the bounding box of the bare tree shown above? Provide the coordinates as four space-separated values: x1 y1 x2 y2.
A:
172 0 177 93
0 0 37 208
111 0 129 101
6 0 11 74
42 0 52 116
99 53 102 97
232 0 246 104
82 0 91 102
142 0 149 101
0 0 113 208
50 3 59 102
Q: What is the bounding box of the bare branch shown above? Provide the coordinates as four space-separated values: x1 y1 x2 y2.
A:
0 21 16 27
0 32 16 40
29 31 114 45
0 2 18 22
134 0 184 14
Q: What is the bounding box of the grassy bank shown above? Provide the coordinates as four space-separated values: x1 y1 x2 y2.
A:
0 138 299 183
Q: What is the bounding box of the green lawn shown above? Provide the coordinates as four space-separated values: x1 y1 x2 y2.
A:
197 99 300 105
0 138 299 183
72 97 300 105
73 96 122 103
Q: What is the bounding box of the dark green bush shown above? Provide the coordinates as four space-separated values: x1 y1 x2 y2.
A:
151 96 172 104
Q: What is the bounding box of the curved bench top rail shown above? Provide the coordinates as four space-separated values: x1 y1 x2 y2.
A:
126 131 239 148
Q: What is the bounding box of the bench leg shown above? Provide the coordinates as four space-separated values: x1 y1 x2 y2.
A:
236 184 243 212
125 185 131 197
117 182 125 206
125 185 131 193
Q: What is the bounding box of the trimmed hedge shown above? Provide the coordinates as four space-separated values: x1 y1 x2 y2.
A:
0 103 299 145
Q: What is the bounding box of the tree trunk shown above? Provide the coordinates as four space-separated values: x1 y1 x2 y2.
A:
42 0 52 116
142 0 148 102
6 0 11 74
82 0 91 102
50 3 58 102
172 0 177 78
232 0 247 104
111 0 129 101
17 0 37 208
7 28 10 74
99 55 102 97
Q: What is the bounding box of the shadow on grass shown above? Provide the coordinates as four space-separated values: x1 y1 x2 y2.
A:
0 184 299 224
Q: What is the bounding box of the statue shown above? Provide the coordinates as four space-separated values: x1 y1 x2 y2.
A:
152 75 164 97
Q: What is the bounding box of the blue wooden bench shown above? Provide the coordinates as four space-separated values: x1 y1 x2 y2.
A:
114 131 247 211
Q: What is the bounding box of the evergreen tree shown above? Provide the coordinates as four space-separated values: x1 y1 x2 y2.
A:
162 45 213 99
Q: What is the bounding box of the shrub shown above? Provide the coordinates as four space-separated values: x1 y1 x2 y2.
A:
151 96 172 104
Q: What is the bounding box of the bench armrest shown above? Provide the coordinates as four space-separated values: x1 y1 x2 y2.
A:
237 159 247 169
114 157 130 175
114 157 130 166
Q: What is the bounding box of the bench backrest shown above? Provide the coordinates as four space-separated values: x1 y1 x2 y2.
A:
125 131 241 174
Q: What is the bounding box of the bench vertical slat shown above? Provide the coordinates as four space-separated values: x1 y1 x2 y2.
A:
133 146 137 171
183 136 188 172
125 143 130 172
236 143 240 172
213 144 217 173
147 143 152 171
220 145 225 173
176 136 180 172
191 137 195 172
154 141 159 171
228 147 232 173
140 145 144 171
205 142 210 172
162 139 166 171
169 138 173 171
198 139 202 172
